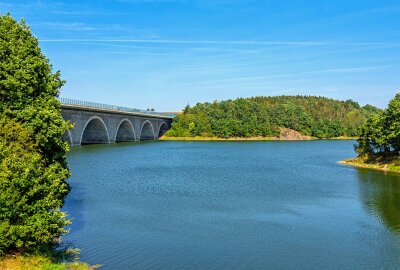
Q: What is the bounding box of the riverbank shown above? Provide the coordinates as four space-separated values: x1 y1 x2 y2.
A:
0 247 100 270
340 155 400 174
160 136 280 141
0 255 93 270
161 128 316 141
0 255 96 270
329 136 358 140
160 136 356 141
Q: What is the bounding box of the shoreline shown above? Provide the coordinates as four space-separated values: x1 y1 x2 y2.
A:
160 136 357 141
328 136 358 140
160 136 280 141
0 253 98 270
339 157 400 174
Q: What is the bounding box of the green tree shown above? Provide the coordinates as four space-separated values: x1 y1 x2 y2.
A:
269 102 313 136
356 92 400 156
385 93 400 152
0 14 71 254
0 116 70 254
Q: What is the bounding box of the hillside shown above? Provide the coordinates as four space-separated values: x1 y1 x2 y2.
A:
165 96 380 139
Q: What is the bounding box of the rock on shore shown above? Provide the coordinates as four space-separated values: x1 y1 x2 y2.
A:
279 127 314 140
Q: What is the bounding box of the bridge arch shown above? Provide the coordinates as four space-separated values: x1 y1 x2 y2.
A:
115 118 136 142
81 116 110 145
158 122 169 138
140 120 155 141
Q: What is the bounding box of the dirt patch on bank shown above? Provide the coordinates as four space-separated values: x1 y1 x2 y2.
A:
279 127 314 140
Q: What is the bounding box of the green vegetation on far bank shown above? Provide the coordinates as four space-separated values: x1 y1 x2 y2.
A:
160 135 358 141
166 96 379 139
160 136 280 141
343 92 400 173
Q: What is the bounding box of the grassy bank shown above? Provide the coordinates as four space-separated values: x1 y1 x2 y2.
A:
340 155 400 174
160 136 356 141
160 136 280 141
0 246 100 270
329 136 358 140
0 255 93 270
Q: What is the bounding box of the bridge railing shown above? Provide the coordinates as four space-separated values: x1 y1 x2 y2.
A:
59 98 176 118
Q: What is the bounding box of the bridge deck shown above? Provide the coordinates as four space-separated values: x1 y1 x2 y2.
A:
59 98 175 119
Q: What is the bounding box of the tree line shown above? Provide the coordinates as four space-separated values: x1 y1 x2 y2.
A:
166 96 380 139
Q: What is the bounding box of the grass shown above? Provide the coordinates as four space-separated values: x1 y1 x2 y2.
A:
340 154 400 174
160 136 357 141
329 136 358 140
0 245 101 270
0 255 92 270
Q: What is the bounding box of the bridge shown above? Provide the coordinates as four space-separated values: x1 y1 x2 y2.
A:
60 98 175 146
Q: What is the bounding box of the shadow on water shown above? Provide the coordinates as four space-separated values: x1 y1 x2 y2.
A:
356 168 400 233
63 188 86 235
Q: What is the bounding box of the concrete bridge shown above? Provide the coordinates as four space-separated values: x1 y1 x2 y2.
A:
60 98 174 146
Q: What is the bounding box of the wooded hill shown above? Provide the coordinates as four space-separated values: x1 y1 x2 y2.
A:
166 96 380 139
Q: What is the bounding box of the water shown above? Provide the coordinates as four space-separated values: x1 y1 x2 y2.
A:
63 141 400 269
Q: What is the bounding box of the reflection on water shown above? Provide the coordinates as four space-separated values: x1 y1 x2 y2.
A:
357 169 400 233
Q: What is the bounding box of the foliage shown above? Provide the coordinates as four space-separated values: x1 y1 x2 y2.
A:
355 92 400 157
0 14 71 254
0 116 70 254
167 95 379 139
167 99 273 138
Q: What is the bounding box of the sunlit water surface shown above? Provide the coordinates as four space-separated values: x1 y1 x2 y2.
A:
63 141 400 270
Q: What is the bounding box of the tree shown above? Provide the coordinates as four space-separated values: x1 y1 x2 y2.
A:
385 93 400 152
0 116 70 254
269 102 313 136
0 14 71 254
355 92 400 156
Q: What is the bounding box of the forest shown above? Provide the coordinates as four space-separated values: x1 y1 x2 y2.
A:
166 95 380 139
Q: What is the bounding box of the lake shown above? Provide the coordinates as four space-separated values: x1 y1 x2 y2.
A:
63 140 400 270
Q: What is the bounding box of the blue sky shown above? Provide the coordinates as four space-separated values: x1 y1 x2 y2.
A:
1 0 400 111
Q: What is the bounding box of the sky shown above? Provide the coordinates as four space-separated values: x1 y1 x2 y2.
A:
1 0 400 111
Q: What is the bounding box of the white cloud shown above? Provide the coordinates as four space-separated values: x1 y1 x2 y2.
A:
39 38 398 47
40 22 127 32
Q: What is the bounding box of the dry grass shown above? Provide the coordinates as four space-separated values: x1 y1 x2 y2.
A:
329 136 358 140
0 251 100 270
0 254 60 270
340 154 400 173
